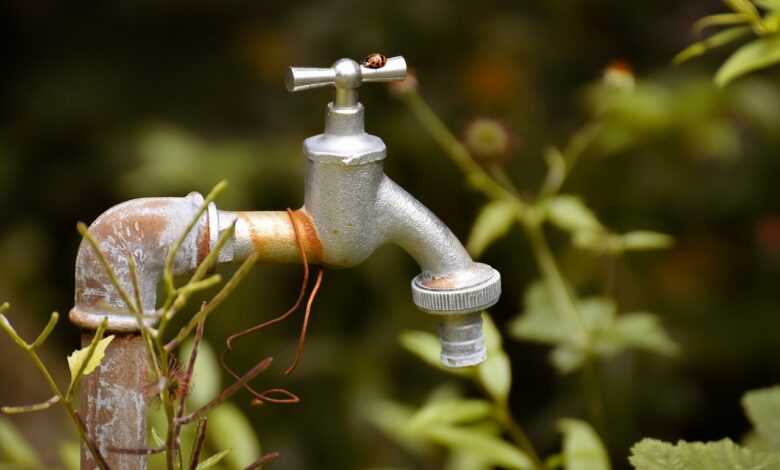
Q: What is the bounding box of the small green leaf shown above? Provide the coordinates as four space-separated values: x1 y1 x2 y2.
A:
408 399 493 431
196 449 231 470
482 313 503 352
477 351 512 403
726 0 761 19
399 330 472 377
467 200 518 258
558 419 610 470
629 438 780 470
0 418 40 466
425 425 533 469
674 26 752 64
757 0 780 12
67 335 115 387
510 281 574 345
602 313 680 357
716 35 780 86
546 196 602 234
620 231 674 251
743 385 780 450
551 345 586 374
694 13 751 32
207 403 260 468
363 399 426 454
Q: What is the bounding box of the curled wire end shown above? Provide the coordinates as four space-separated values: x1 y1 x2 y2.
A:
284 268 324 375
250 388 301 406
225 208 310 351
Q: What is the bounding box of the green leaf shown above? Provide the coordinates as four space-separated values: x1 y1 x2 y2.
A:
482 313 503 352
693 13 751 32
196 449 231 470
620 231 674 251
512 284 678 373
408 399 493 431
726 0 761 19
207 403 260 468
600 313 680 357
425 425 533 469
558 419 610 470
477 351 512 403
399 330 472 377
446 450 494 470
629 438 780 470
363 399 427 454
743 385 780 450
179 339 221 409
716 35 780 86
674 27 752 64
551 345 586 374
757 0 780 12
58 441 80 470
467 200 517 258
510 281 574 345
545 196 603 234
67 335 114 387
0 418 40 466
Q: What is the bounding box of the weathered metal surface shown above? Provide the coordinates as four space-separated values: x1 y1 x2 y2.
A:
70 193 214 332
218 209 323 265
80 333 149 470
287 56 501 367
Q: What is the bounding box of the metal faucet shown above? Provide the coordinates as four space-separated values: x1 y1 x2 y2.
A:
70 56 501 468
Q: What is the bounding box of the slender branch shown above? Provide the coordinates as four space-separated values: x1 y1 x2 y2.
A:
0 308 110 469
77 222 140 319
495 404 544 470
164 252 260 353
30 312 59 350
128 256 162 381
189 418 208 470
163 180 227 296
176 357 273 425
1 396 60 414
244 452 280 470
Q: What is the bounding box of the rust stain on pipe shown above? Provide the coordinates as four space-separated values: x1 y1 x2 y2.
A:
238 209 323 264
71 194 210 332
80 333 149 470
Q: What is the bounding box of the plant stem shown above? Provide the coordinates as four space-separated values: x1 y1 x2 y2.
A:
496 403 545 470
403 89 608 432
27 344 110 469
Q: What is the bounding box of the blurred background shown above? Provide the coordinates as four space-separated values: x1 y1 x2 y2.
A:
2 1 780 469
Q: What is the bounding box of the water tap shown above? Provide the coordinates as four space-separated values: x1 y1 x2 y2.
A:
71 56 501 368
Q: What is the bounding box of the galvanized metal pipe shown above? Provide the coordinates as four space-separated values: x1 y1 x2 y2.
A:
80 334 149 470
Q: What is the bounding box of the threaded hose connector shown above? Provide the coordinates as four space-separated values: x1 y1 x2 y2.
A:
411 262 501 368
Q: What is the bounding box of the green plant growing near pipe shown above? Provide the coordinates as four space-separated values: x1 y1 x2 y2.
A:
0 181 291 470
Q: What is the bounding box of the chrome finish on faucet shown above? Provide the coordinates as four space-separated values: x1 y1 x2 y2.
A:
284 55 502 368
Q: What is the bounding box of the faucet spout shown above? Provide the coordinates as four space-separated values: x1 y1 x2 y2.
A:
376 176 501 367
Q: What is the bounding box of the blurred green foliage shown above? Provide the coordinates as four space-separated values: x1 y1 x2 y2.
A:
4 1 780 469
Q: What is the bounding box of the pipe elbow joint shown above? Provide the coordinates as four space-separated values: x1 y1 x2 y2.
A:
70 192 214 331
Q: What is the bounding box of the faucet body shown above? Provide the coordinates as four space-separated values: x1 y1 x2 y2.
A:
70 56 501 469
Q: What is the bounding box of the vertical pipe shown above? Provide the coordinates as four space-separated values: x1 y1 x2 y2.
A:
80 333 149 470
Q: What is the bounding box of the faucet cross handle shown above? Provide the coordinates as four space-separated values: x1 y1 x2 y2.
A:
286 56 406 108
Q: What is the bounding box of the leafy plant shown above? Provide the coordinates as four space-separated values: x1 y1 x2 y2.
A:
676 0 780 85
629 385 780 469
0 181 290 469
